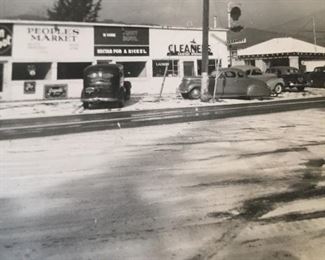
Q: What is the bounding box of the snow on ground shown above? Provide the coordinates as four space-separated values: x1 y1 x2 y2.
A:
1 88 325 120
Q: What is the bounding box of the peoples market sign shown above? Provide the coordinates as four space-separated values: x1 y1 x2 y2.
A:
27 26 80 42
13 25 93 60
167 39 213 56
0 24 13 56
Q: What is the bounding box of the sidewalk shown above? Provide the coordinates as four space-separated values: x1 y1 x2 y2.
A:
1 89 325 120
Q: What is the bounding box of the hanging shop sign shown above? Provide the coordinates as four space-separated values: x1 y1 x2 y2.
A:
167 39 213 56
0 24 13 56
13 25 93 60
94 26 149 56
44 84 68 99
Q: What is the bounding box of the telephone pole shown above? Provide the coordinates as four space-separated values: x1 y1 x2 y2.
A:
200 0 210 102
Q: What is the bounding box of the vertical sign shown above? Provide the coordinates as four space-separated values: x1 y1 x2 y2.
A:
0 24 13 56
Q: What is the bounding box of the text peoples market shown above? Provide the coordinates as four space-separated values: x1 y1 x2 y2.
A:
28 27 80 42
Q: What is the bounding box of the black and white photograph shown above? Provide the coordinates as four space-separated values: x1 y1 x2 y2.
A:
0 0 325 259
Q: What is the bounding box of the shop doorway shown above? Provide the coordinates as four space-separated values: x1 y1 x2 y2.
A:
183 61 195 77
0 63 3 92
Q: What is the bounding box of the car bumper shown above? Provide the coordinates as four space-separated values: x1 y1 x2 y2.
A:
81 97 119 102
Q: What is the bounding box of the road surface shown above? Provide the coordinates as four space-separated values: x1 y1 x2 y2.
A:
1 108 325 259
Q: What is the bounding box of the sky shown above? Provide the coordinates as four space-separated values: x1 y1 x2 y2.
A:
0 0 324 31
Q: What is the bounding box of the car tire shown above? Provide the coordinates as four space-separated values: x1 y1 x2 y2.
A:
188 88 201 99
83 102 89 109
181 93 189 99
274 84 283 95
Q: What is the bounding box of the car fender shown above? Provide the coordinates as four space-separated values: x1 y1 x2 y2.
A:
247 83 271 97
187 83 201 93
266 77 285 90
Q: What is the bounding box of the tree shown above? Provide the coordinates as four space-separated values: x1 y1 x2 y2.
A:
47 0 102 22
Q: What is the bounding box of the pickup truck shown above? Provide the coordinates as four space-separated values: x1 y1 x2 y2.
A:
305 66 325 87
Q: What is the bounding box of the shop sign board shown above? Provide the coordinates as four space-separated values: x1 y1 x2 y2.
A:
94 26 149 56
0 24 13 56
167 39 213 56
13 25 94 60
150 29 227 59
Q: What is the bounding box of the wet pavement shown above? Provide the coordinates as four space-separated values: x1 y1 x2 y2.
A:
0 108 324 259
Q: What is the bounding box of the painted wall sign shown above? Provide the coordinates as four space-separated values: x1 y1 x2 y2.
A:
0 24 13 56
94 26 149 56
95 26 149 45
13 25 94 60
167 39 212 56
95 46 149 56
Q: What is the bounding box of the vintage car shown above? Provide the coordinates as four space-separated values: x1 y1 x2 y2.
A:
178 67 271 100
232 65 284 95
265 66 308 91
304 66 325 87
81 64 131 109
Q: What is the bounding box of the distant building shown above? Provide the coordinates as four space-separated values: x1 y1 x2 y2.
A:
237 37 325 72
0 20 228 101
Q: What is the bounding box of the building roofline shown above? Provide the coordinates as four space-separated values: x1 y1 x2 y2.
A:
0 19 228 32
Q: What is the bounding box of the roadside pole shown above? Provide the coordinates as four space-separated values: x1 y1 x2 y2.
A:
200 0 210 102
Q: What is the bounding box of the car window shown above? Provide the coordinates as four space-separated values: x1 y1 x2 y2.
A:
224 71 236 78
252 69 262 75
238 71 245 77
245 70 250 75
290 68 298 73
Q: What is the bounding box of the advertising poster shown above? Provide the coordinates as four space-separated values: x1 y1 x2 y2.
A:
0 23 13 56
24 81 36 94
94 26 149 56
44 84 68 99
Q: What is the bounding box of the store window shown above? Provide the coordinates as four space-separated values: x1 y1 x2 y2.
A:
12 63 52 80
116 62 146 78
152 60 179 77
57 62 92 80
197 59 222 75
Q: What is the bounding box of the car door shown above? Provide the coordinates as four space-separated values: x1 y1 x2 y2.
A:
208 71 224 97
222 70 248 97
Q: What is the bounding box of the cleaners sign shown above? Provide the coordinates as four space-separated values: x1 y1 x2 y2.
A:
167 39 212 56
0 24 13 56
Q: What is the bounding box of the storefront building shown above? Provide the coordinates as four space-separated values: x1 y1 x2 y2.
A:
237 37 325 72
0 20 228 101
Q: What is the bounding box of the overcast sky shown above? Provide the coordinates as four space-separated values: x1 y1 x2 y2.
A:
0 0 324 31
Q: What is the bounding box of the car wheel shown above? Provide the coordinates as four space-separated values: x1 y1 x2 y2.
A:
83 102 89 109
181 93 189 99
297 86 305 92
274 84 283 95
188 88 201 99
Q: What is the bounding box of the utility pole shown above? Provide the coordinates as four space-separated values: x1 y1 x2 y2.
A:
200 0 210 102
312 16 317 51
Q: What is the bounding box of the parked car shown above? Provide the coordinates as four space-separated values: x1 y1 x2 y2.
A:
178 67 271 100
265 66 308 91
304 66 325 87
81 64 131 109
232 65 284 95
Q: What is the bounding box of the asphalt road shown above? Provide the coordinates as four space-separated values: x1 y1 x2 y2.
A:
1 97 325 140
1 108 325 260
